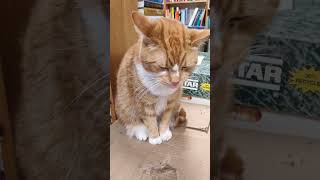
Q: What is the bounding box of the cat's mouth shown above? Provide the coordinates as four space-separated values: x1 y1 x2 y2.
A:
168 83 180 89
159 81 180 90
169 85 178 89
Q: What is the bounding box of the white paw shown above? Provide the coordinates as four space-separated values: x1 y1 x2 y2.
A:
160 128 172 141
126 124 148 141
148 136 162 145
135 129 148 141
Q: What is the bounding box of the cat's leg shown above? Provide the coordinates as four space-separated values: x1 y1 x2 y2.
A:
171 103 187 128
118 106 149 141
126 123 149 141
143 106 162 145
159 102 176 141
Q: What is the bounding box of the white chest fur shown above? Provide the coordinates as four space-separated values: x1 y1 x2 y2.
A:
135 63 177 96
155 96 168 116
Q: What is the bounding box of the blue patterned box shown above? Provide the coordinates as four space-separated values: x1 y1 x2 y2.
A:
182 52 210 100
232 6 320 119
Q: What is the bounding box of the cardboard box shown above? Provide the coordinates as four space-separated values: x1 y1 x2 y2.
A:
182 52 210 100
110 102 210 180
232 6 320 119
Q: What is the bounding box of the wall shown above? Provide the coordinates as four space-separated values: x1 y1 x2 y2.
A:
110 0 138 120
110 0 138 93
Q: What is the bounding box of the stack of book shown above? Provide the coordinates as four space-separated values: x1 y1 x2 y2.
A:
143 0 164 17
165 7 206 28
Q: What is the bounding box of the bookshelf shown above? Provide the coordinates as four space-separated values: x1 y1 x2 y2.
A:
141 0 209 29
163 0 209 29
163 0 210 52
141 0 210 52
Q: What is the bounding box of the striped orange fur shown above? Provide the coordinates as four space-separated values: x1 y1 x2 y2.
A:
116 12 209 145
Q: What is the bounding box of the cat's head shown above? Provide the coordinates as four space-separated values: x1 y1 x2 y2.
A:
212 0 279 71
132 12 209 95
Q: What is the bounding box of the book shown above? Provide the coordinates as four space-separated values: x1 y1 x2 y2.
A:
149 0 163 2
187 8 206 28
199 9 206 26
192 9 201 26
189 8 194 20
185 8 189 25
175 7 180 21
164 6 207 28
188 7 199 26
144 7 163 16
171 7 175 19
144 0 163 9
138 0 144 11
180 9 185 24
198 9 203 26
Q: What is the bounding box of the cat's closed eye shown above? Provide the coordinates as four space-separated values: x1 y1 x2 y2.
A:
159 66 169 71
181 66 189 71
159 66 191 71
181 66 194 72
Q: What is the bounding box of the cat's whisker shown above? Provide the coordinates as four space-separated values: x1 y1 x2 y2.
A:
135 81 154 99
47 73 108 122
136 82 160 100
134 84 147 93
138 81 160 98
136 87 148 99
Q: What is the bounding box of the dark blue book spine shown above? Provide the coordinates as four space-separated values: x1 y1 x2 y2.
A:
144 0 163 9
192 9 201 26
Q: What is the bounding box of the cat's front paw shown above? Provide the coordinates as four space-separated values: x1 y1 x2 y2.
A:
135 130 148 141
160 128 172 141
148 136 162 145
126 124 148 141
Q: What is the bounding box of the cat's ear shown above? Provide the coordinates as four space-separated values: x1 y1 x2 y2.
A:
188 29 210 48
132 11 155 37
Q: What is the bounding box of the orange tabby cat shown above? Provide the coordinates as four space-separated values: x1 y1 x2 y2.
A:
212 0 279 179
116 12 209 145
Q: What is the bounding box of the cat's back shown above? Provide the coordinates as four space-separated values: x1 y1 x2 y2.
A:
118 43 139 73
116 42 140 94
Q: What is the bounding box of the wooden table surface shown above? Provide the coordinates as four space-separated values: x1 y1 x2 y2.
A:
111 101 211 180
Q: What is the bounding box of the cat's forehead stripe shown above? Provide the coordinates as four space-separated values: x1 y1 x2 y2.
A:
172 64 179 71
159 20 187 67
150 18 199 68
